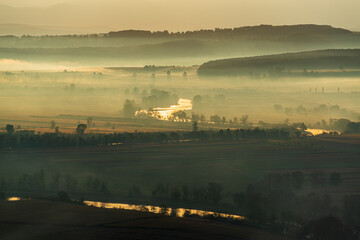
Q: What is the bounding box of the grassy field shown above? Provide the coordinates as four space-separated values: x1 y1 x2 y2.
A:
1 135 359 210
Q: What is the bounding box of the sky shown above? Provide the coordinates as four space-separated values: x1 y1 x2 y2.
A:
0 0 359 32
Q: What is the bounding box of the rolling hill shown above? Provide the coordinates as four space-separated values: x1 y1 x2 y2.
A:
197 49 360 77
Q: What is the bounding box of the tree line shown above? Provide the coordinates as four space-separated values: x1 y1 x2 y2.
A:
0 170 109 198
0 125 295 149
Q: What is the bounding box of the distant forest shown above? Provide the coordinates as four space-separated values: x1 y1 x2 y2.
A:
107 25 354 39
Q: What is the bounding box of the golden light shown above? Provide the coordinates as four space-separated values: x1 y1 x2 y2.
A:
136 98 192 121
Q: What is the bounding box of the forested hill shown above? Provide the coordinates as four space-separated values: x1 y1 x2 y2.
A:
107 24 353 39
197 49 360 77
0 24 354 39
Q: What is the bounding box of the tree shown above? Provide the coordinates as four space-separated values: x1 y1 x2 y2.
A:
123 99 138 118
128 185 141 198
240 115 249 126
5 124 14 135
233 117 238 124
192 95 203 109
152 183 168 199
57 191 70 202
210 115 221 124
233 192 245 208
172 111 187 122
191 113 200 122
207 182 223 205
300 216 349 240
50 172 61 192
274 104 283 112
296 105 307 115
86 117 93 128
192 121 198 132
170 187 181 200
65 175 78 193
311 172 325 187
50 120 56 129
76 124 87 134
329 172 343 186
343 195 360 227
100 183 109 195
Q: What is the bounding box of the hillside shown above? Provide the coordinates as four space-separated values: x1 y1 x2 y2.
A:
197 49 360 77
0 200 288 240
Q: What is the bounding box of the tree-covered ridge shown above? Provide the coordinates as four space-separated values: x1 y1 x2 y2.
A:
198 49 360 77
0 128 293 149
107 24 353 38
0 24 356 40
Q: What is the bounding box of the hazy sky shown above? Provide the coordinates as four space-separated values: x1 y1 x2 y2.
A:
0 0 359 31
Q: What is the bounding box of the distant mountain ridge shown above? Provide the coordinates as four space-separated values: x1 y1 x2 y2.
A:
0 24 355 38
1 24 360 67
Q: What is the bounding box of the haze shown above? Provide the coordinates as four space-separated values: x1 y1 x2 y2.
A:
0 0 359 33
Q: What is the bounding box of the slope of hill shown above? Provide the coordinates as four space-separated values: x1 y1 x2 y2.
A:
197 49 360 77
0 200 288 240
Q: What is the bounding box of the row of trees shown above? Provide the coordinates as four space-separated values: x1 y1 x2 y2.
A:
274 104 360 126
232 173 359 239
0 127 294 149
0 170 109 196
150 182 223 205
128 171 356 239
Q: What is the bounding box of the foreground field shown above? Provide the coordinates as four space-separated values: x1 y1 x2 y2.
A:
1 135 359 211
0 200 288 240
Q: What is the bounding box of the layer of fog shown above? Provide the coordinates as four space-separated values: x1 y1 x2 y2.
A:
0 68 359 133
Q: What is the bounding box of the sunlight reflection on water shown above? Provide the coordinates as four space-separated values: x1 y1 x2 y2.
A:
7 197 245 221
136 98 192 121
306 128 339 136
84 200 245 220
7 197 21 201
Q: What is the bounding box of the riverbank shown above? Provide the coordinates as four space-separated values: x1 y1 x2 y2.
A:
0 199 288 240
